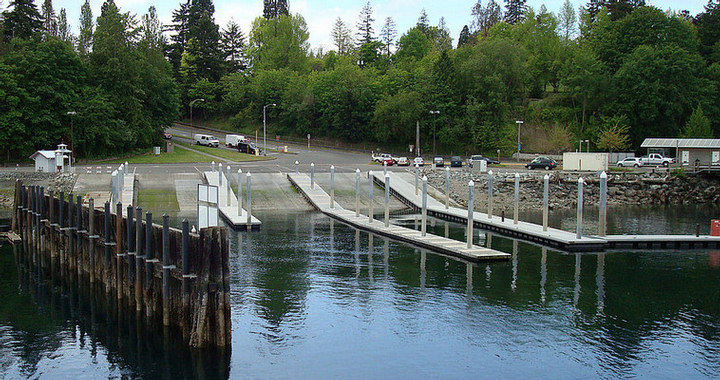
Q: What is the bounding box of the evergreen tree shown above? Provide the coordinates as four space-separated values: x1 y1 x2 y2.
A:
183 0 224 81
41 0 57 38
331 17 353 55
458 25 471 47
433 18 453 50
416 9 429 36
220 20 246 72
167 0 190 75
57 8 72 43
682 105 714 138
140 6 164 50
2 0 43 40
471 0 503 36
586 0 603 21
379 17 396 57
694 0 720 63
77 0 93 56
504 0 526 24
263 0 289 19
356 1 374 46
558 0 577 40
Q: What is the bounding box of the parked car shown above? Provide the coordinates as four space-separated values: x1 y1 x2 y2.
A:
225 134 247 147
525 156 557 170
434 157 444 167
450 156 463 167
163 132 172 140
641 153 675 167
381 157 394 166
193 133 219 147
468 154 500 167
616 157 643 168
372 153 394 163
413 157 424 166
237 141 260 155
396 157 409 166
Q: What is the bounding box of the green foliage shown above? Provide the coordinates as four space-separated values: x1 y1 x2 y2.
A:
247 14 309 72
681 105 714 138
594 115 631 152
2 0 43 40
395 27 431 63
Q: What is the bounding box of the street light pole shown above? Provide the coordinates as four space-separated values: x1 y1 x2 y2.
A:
586 139 590 152
189 98 205 128
263 103 277 156
516 120 524 162
430 110 440 155
67 111 76 163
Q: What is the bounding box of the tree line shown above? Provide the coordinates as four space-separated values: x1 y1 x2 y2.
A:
1 0 719 160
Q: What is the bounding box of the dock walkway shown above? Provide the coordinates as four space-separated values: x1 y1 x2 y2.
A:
376 172 720 251
287 173 509 262
204 171 261 230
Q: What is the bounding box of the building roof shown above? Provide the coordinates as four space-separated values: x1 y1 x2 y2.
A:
29 150 57 160
641 138 720 149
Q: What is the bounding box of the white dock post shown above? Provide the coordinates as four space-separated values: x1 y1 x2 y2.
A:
218 163 223 186
576 177 584 239
295 160 299 174
421 176 428 237
445 166 450 209
237 168 243 216
355 169 360 217
383 161 387 177
467 180 474 249
414 163 419 195
513 173 520 224
310 162 315 189
330 165 335 209
599 171 607 236
384 173 390 227
246 172 252 226
212 161 215 172
226 165 231 207
488 170 494 220
111 170 118 203
368 171 374 223
118 165 124 203
543 174 549 231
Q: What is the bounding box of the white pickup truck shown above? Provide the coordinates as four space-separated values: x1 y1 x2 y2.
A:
372 152 394 163
641 153 675 167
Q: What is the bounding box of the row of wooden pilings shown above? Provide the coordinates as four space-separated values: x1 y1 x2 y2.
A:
12 180 230 348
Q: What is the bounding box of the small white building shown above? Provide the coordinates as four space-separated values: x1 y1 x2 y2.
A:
562 152 610 171
30 143 72 173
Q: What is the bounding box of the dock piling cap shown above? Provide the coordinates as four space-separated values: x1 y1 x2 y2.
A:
369 170 374 176
385 172 390 179
237 168 242 173
422 175 428 182
600 171 607 178
577 177 584 184
246 172 251 177
469 180 474 187
544 174 549 180
488 170 493 176
295 160 299 165
331 165 334 170
356 168 360 174
515 172 519 178
311 162 314 167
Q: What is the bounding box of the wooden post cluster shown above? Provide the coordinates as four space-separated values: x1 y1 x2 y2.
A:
11 181 230 348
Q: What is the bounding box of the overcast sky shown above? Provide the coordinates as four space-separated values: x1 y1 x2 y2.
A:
4 0 710 52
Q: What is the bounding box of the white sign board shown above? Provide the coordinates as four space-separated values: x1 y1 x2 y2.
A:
198 184 219 229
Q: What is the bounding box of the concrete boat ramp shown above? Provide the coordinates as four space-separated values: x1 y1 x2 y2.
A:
204 171 261 230
374 172 720 252
287 173 510 262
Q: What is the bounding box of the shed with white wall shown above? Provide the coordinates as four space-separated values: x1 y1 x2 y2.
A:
562 152 609 171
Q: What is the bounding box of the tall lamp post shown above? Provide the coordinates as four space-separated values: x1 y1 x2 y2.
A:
430 110 440 155
263 103 277 156
585 139 590 152
67 111 76 164
516 120 524 162
189 98 205 127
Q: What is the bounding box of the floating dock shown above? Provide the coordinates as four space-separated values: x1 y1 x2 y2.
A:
375 172 720 252
204 171 261 230
287 173 509 262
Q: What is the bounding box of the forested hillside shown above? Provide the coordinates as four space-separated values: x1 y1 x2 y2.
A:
1 0 719 160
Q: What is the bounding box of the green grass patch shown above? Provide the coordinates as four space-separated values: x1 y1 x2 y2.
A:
176 142 274 162
94 147 211 164
137 188 180 211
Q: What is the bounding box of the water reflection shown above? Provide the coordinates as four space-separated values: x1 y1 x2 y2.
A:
3 205 720 379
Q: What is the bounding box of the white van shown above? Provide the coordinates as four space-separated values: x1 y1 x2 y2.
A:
193 134 220 147
225 134 247 147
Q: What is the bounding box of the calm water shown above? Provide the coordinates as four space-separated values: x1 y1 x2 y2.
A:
1 206 720 379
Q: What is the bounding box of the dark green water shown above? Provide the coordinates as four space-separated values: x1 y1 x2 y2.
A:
1 206 720 379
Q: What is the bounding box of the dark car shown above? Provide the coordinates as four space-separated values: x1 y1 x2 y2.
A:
468 154 500 167
525 156 558 170
450 156 463 167
237 141 260 155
